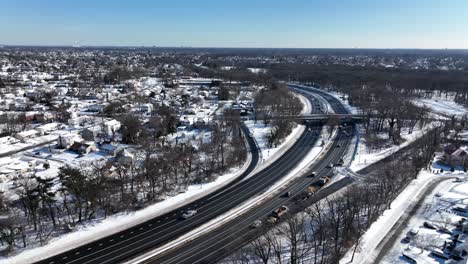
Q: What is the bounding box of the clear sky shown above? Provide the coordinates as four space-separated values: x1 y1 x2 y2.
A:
1 0 467 49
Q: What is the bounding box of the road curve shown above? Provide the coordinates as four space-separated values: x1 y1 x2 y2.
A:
35 87 325 264
143 85 356 264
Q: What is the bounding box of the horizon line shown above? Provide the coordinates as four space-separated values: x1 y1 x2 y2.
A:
1 44 467 51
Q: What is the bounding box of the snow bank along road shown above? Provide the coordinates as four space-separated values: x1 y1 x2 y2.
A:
33 87 325 264
141 85 356 264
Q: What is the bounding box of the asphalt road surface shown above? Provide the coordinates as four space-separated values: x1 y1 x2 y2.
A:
36 86 326 264
146 85 356 264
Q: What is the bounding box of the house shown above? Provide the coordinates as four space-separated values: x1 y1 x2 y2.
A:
36 123 58 135
80 127 101 141
15 130 40 140
115 148 135 165
58 134 83 149
103 119 121 135
441 145 468 168
69 141 97 154
449 149 468 167
100 143 122 156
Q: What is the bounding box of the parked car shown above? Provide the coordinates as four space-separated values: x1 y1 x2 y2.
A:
423 221 437 230
404 228 419 242
431 248 449 260
181 210 197 219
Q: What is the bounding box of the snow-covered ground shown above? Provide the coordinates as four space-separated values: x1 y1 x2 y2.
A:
340 169 468 264
413 98 468 117
350 122 439 172
6 112 310 263
5 160 253 264
0 134 58 156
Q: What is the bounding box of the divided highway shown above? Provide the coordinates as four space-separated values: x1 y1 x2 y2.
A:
138 85 356 264
36 87 325 264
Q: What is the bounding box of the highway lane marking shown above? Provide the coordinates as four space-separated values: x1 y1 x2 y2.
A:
70 131 312 264
158 128 349 263
166 135 350 264
90 131 317 264
63 118 321 264
158 136 334 264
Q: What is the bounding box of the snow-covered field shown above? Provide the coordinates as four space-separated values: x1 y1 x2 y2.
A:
413 98 468 117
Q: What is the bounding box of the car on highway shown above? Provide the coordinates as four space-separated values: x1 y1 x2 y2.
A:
335 158 344 166
250 220 262 229
272 206 289 218
181 210 197 219
281 191 291 198
326 163 333 168
308 171 317 177
267 216 278 224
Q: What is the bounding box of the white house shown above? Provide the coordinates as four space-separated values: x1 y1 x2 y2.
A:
15 130 40 140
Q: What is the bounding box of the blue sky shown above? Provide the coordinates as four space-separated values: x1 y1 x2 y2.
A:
1 0 467 48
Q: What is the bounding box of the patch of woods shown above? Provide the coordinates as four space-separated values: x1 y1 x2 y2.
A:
253 82 303 147
0 111 247 254
227 128 442 264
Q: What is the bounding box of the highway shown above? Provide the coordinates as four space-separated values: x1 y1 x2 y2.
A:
36 86 326 264
142 84 356 264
